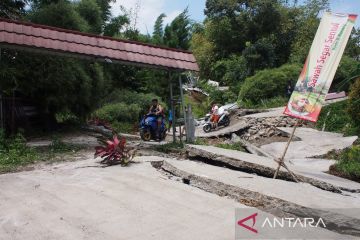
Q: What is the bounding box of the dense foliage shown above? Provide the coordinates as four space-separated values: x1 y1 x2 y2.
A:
0 0 359 134
0 130 38 172
0 128 82 173
239 64 302 104
347 78 360 127
191 0 359 105
331 146 360 181
0 0 192 134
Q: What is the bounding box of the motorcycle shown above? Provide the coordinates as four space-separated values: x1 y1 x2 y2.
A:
203 111 230 133
139 114 167 141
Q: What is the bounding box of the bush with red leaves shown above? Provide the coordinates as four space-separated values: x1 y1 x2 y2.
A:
94 135 134 166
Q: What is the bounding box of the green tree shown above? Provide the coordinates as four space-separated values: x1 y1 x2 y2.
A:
76 0 103 34
289 0 329 63
95 0 114 23
190 29 216 79
345 28 360 60
238 63 301 103
347 78 360 126
29 0 89 32
333 56 360 92
0 0 28 18
242 39 276 74
103 15 130 37
152 13 166 45
163 8 191 49
211 55 248 86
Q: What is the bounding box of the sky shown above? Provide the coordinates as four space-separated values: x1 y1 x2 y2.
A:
110 0 360 34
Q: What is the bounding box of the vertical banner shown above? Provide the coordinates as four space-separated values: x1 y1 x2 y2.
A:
284 12 357 122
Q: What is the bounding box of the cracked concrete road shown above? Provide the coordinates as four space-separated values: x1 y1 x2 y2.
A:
0 154 247 240
261 127 358 160
0 155 356 240
187 144 360 191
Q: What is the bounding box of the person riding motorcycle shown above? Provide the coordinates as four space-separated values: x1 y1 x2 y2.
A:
210 103 225 128
148 99 164 139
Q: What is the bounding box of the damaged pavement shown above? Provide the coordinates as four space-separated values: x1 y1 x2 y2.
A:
2 105 360 239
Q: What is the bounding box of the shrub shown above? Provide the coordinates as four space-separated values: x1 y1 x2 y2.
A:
333 56 360 92
238 64 301 104
102 89 165 112
347 77 360 126
333 146 360 180
184 95 209 118
0 132 39 172
240 96 288 109
316 101 359 136
95 135 134 166
93 103 141 123
211 55 248 86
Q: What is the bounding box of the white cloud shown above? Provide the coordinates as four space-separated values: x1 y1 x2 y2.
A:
110 0 181 34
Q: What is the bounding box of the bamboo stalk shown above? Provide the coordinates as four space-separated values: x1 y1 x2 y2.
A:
273 119 300 179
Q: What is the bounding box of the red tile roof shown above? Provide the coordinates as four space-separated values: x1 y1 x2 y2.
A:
0 18 199 71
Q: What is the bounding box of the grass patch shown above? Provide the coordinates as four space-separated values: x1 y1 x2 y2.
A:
154 142 184 154
49 136 82 153
215 142 246 152
193 138 208 145
239 96 288 109
0 132 39 173
0 131 83 174
315 101 359 136
111 122 136 134
330 146 360 182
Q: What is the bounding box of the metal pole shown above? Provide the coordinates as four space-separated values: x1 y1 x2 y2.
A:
169 71 176 143
0 48 3 130
0 92 3 130
179 74 186 142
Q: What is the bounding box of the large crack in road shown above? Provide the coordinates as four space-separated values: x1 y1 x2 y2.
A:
152 160 360 237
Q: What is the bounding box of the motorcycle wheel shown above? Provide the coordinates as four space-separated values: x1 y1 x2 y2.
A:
140 130 152 141
203 124 212 133
223 116 230 127
161 129 167 141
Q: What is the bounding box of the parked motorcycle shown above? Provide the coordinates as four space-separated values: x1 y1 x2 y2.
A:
203 111 230 133
139 114 167 141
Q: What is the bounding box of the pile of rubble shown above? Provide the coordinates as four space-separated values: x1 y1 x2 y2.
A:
236 116 310 141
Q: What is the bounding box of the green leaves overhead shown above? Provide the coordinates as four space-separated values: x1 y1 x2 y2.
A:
163 8 191 49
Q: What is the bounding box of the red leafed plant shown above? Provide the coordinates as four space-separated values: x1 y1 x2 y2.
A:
94 135 134 166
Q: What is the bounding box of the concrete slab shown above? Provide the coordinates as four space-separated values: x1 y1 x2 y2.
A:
195 121 249 138
187 144 360 191
0 155 355 239
278 127 344 140
261 127 357 159
164 158 360 218
244 107 285 118
288 158 336 172
0 155 244 240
